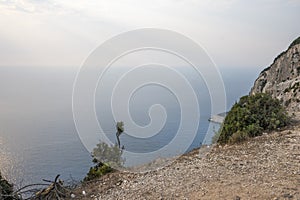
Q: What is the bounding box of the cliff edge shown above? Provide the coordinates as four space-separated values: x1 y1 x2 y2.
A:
70 123 300 200
250 37 300 117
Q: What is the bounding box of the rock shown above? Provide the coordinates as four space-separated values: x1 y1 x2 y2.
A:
116 180 123 186
250 37 300 117
235 196 241 200
283 193 293 198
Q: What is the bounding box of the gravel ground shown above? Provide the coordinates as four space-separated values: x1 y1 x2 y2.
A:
70 123 300 200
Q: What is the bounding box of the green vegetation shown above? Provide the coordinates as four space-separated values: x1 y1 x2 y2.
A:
116 121 124 148
217 93 290 144
92 142 124 168
0 172 13 200
84 142 124 181
84 161 114 182
84 122 125 181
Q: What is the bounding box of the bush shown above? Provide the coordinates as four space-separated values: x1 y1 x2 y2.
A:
0 172 13 200
92 142 124 168
217 93 290 144
84 142 124 181
84 162 114 182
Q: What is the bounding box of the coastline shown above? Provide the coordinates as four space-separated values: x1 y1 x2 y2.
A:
208 112 227 124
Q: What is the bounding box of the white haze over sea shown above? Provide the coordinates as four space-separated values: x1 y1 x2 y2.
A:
0 66 259 185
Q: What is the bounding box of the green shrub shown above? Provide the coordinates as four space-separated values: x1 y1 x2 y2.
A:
217 93 290 144
92 142 124 168
84 162 114 182
0 172 13 200
84 142 124 181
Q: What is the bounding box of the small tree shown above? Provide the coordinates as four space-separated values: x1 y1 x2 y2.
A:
84 142 125 181
84 122 126 181
92 142 124 168
116 121 124 148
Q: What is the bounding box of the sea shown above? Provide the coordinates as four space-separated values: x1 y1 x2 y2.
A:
0 65 259 186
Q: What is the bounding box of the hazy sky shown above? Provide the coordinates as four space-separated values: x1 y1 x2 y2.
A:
0 0 299 69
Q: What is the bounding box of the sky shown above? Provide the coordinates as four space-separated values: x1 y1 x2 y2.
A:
0 0 300 69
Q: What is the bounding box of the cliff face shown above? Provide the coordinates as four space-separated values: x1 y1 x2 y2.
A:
250 37 300 116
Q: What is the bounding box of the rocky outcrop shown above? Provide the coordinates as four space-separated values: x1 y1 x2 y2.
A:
250 37 300 117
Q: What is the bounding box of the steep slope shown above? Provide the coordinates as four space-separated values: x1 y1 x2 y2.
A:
250 37 300 117
70 124 300 200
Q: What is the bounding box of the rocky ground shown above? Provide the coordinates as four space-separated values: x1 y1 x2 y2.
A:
69 122 300 200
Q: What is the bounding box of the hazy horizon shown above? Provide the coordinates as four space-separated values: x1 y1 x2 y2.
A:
1 0 300 69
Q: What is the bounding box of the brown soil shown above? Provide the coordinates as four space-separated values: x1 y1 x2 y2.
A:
69 123 300 200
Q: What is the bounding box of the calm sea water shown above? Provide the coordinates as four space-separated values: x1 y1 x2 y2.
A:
0 66 259 185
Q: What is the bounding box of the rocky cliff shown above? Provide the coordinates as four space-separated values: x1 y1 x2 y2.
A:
250 37 300 117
